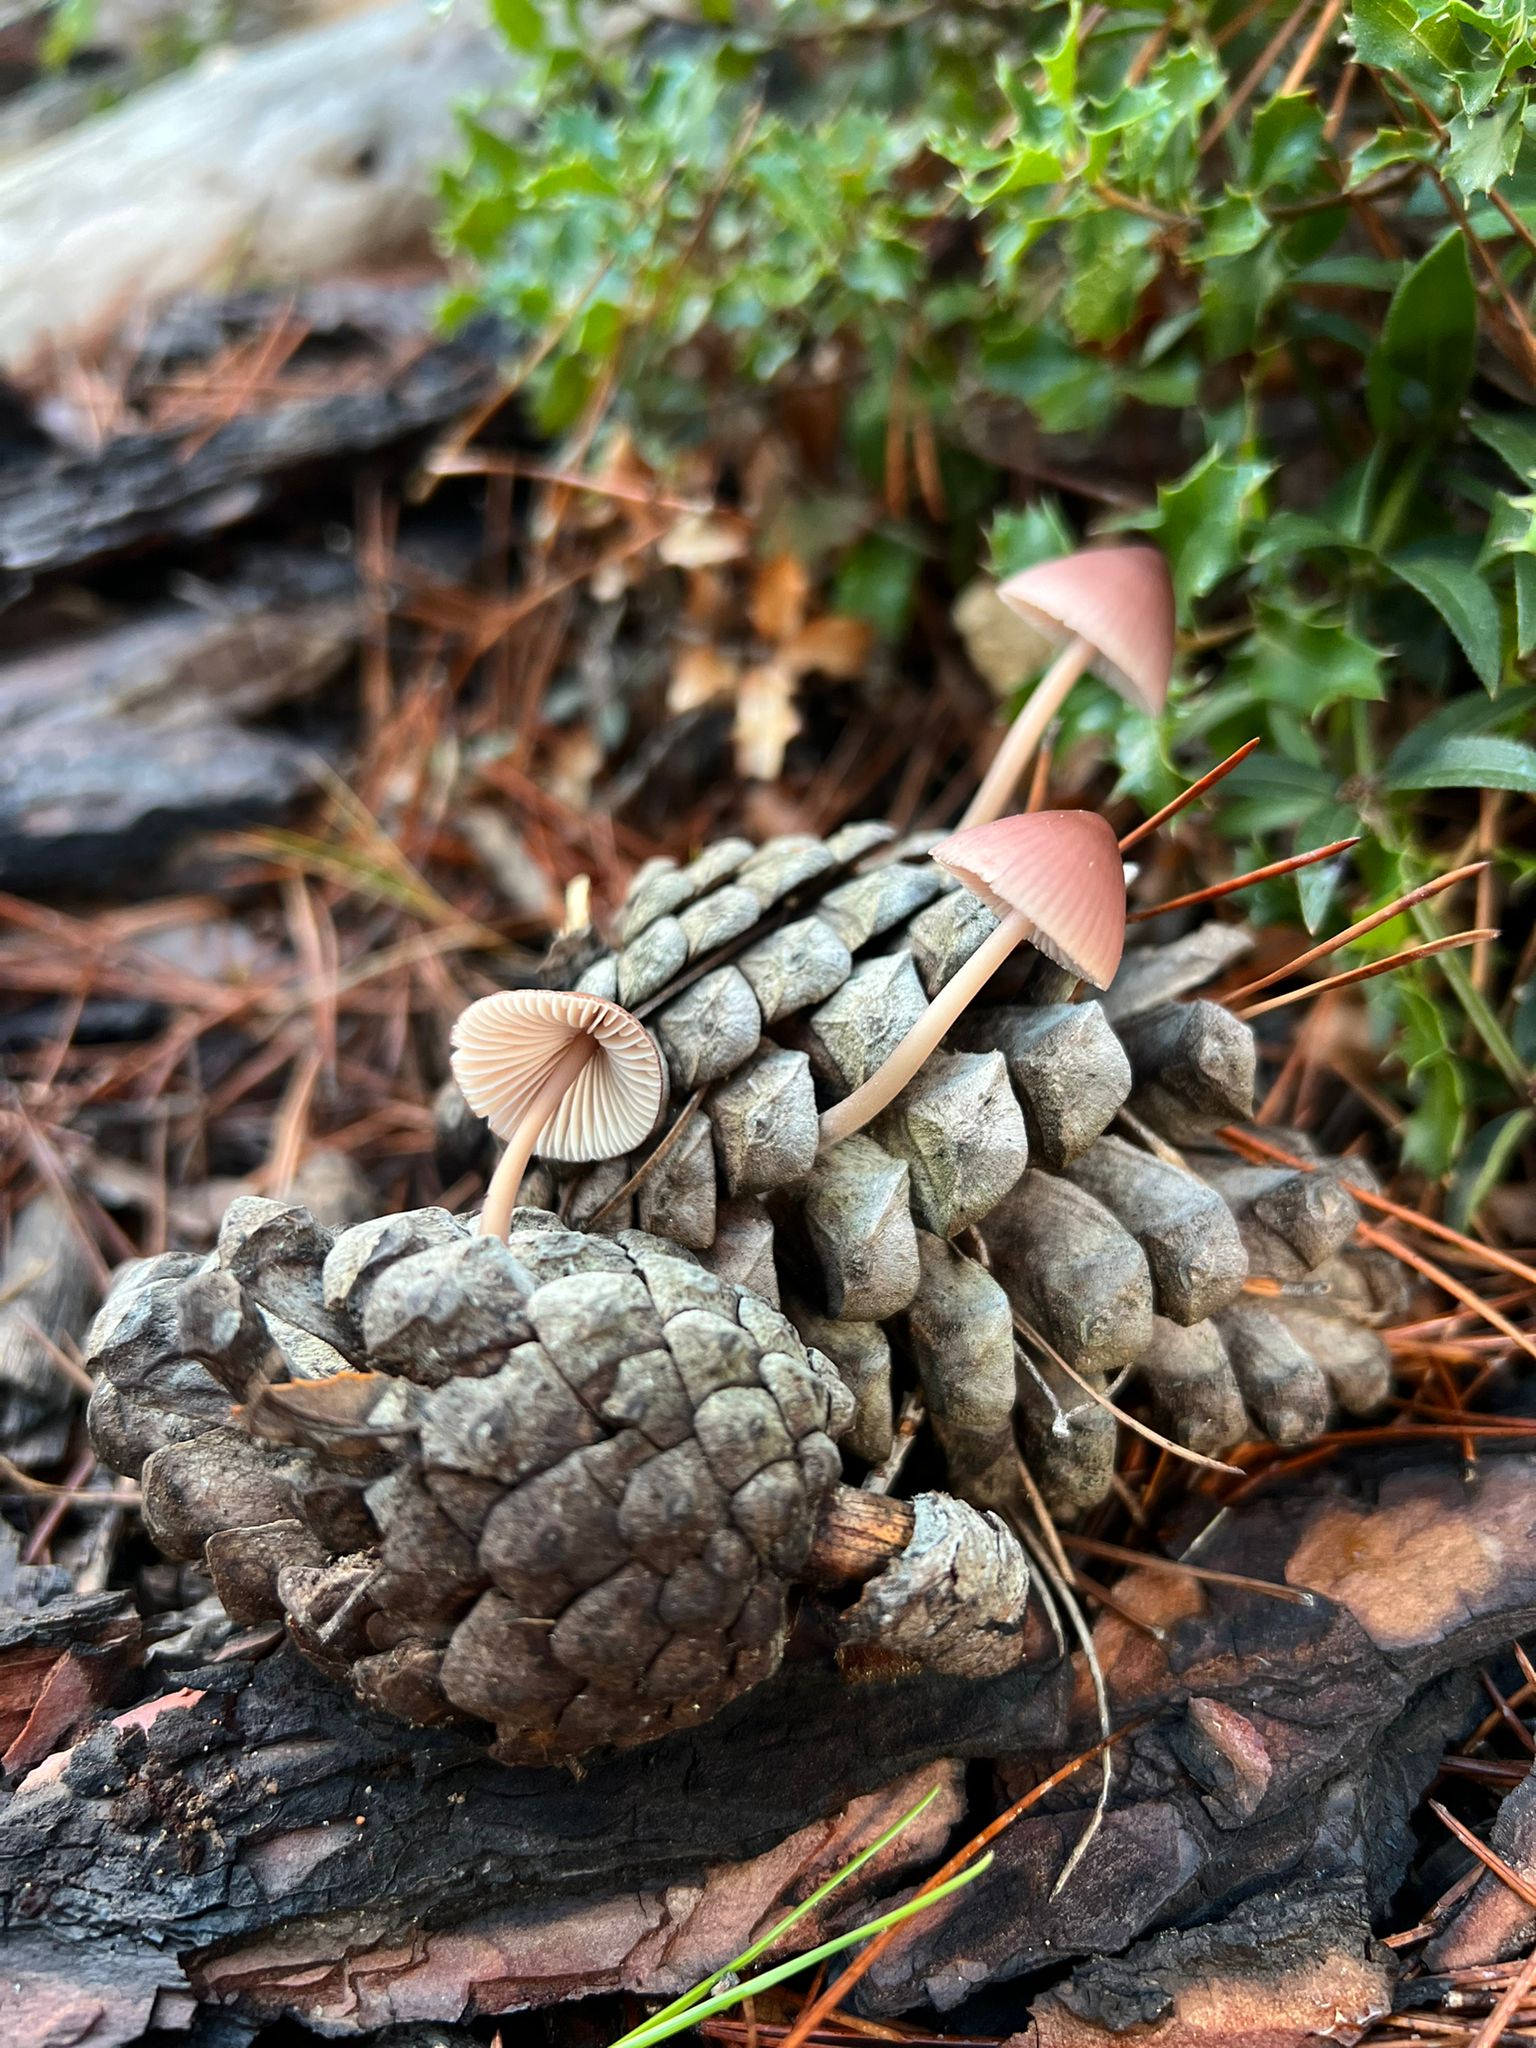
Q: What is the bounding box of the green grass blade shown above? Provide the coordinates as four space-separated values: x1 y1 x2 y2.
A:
608 1784 944 2045
610 1852 995 2048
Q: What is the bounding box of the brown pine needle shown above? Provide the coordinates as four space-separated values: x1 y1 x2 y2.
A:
1013 1312 1243 1478
1225 861 1490 1005
1358 1221 1536 1366
1059 1532 1309 1604
776 1721 1142 2048
1118 739 1261 852
1430 1800 1536 1914
1236 928 1497 1018
1129 837 1360 923
1470 1940 1536 2048
1218 1125 1536 1293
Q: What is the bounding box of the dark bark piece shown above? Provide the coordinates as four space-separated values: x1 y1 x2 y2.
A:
0 1191 99 1460
0 333 498 580
1021 1886 1394 2047
0 1634 1050 2045
0 713 322 892
1426 1755 1536 1968
858 1448 1536 2015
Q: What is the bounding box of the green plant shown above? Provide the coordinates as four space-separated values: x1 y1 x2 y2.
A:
443 0 1536 1198
605 1785 991 2048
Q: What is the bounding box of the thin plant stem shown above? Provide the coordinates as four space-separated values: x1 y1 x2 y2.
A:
959 637 1093 830
478 1038 593 1239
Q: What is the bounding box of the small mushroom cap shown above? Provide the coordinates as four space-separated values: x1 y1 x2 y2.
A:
997 546 1175 714
450 989 665 1163
930 809 1126 989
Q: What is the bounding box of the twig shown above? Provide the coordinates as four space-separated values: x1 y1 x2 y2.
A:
1201 0 1314 153
1278 0 1343 95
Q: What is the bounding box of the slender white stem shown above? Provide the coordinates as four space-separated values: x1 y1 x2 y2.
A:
816 910 1030 1152
477 1037 594 1239
958 635 1094 831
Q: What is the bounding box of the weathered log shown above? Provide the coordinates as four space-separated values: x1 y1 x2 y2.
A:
8 1440 1536 2044
0 4 518 372
0 322 500 588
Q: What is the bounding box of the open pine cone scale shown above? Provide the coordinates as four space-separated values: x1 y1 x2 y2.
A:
86 1200 1035 1767
493 818 1405 1516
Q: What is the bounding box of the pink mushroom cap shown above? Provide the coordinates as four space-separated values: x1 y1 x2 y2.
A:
997 546 1175 714
929 808 1127 990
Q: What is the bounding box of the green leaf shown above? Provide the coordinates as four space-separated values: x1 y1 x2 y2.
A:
1516 555 1536 656
989 501 1075 577
1346 125 1439 187
1387 545 1503 689
1227 606 1385 715
1366 231 1477 437
833 532 920 640
1384 733 1536 794
1062 212 1159 342
1447 1109 1534 1231
1347 0 1462 93
1248 94 1326 190
1196 192 1268 261
979 327 1116 432
1295 804 1362 932
488 0 547 53
1447 97 1523 196
1468 409 1536 483
1136 447 1271 610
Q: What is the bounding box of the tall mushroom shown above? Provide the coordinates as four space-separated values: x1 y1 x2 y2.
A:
451 989 666 1240
817 809 1126 1151
959 546 1175 830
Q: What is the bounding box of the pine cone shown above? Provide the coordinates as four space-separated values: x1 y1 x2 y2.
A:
440 823 1401 1515
85 1198 1036 1765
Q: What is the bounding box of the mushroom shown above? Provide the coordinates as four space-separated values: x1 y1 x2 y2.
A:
959 546 1175 830
451 989 666 1240
817 809 1126 1151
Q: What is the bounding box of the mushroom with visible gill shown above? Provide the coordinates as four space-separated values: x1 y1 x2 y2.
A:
959 546 1175 830
451 988 666 1239
817 808 1127 1152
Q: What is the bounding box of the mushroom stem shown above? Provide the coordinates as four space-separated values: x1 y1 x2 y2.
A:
817 909 1031 1152
959 635 1094 831
478 1036 595 1239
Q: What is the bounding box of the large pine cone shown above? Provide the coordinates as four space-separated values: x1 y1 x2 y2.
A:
442 822 1405 1514
85 1201 863 1766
